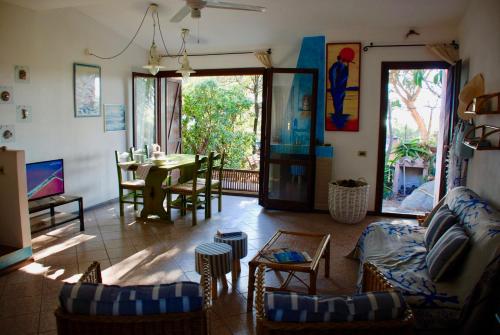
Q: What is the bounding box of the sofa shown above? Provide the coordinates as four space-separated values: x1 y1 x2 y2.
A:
353 187 500 332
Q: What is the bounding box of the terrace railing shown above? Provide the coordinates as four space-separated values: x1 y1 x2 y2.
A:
214 169 259 195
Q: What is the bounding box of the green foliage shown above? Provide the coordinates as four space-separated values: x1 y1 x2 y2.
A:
390 139 432 164
182 79 254 169
413 70 424 88
433 71 443 85
383 164 395 199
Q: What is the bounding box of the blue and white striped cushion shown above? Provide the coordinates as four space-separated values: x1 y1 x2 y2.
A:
426 224 470 282
424 204 457 250
59 281 203 315
264 291 406 323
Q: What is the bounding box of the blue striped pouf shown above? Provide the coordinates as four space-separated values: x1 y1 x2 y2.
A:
195 242 232 278
214 233 248 260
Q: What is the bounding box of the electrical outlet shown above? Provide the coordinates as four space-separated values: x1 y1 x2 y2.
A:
358 151 367 157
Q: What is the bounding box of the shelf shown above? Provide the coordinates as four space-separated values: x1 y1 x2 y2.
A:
464 92 500 116
463 124 500 151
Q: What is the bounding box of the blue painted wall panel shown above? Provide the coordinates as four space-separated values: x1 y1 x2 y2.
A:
296 36 326 144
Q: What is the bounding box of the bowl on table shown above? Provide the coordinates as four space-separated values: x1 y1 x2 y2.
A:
151 158 167 166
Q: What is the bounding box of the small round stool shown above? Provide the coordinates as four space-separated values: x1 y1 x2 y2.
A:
214 232 248 281
195 242 232 300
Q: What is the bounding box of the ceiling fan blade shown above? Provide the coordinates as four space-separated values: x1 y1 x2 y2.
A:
205 1 266 12
170 5 191 22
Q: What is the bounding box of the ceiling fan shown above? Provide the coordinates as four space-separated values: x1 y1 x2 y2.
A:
170 0 266 22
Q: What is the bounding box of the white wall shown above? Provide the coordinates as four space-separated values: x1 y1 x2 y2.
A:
459 0 500 209
322 27 458 210
163 25 457 211
0 2 145 207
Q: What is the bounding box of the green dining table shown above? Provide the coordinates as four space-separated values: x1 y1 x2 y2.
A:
118 154 199 220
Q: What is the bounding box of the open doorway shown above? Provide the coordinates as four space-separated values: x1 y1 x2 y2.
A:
377 62 450 216
180 73 263 195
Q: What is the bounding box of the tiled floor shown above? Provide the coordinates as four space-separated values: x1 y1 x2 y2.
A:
0 196 409 335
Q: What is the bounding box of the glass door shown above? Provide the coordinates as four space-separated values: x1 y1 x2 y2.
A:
260 69 318 211
132 73 158 148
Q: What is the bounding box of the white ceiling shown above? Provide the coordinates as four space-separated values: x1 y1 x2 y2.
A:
5 0 468 53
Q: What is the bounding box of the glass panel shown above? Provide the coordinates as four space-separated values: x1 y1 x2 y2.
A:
268 163 309 202
134 76 156 149
269 73 314 160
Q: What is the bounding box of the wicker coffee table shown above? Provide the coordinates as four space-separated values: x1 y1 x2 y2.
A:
246 230 331 311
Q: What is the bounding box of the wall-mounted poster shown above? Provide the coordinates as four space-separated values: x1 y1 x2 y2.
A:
104 104 126 132
74 63 101 117
325 43 361 131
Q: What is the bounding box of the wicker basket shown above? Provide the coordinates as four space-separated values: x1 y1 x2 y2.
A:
328 179 369 224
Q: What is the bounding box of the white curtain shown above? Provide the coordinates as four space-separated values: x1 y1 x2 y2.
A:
426 44 459 65
254 51 272 68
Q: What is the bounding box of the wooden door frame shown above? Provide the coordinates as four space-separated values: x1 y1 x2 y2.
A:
375 61 453 216
260 68 318 211
157 68 267 154
164 78 183 154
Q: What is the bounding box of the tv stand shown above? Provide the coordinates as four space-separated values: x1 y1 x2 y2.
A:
29 195 84 234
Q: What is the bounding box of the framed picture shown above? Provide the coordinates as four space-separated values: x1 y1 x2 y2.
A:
15 66 30 83
325 42 361 131
104 104 126 132
0 124 15 143
74 63 101 117
17 105 32 123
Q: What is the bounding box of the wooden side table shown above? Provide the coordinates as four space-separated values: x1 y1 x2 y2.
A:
195 242 232 300
214 232 248 281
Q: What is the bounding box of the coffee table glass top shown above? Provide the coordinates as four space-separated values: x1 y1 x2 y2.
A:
251 230 330 271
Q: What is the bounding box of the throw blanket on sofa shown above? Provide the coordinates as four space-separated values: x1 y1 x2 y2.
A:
352 187 500 329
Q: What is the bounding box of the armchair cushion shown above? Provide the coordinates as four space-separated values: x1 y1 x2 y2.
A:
264 290 406 323
59 281 202 316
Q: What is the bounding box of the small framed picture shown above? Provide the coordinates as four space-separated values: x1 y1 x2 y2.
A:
104 104 126 132
74 63 101 117
15 66 30 83
0 124 15 143
0 86 13 104
17 105 32 123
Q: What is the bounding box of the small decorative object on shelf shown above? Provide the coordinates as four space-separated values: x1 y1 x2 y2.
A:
463 124 500 151
464 92 500 116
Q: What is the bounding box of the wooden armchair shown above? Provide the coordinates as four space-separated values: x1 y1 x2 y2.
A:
255 262 415 335
55 260 212 335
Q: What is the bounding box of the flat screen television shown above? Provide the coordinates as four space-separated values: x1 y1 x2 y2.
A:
26 159 65 201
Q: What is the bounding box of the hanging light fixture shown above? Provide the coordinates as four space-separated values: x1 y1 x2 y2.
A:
86 4 172 76
143 42 165 75
176 29 196 80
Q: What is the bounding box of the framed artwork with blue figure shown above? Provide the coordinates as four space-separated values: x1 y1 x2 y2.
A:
325 43 361 131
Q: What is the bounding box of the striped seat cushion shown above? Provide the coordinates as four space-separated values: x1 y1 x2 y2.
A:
426 224 470 282
264 291 406 323
424 204 457 250
59 281 202 316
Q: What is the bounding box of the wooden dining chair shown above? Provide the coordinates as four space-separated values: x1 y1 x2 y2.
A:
164 155 208 226
115 150 145 217
195 151 225 218
208 151 225 217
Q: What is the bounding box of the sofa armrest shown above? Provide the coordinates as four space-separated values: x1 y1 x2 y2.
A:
362 261 394 292
362 261 415 324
